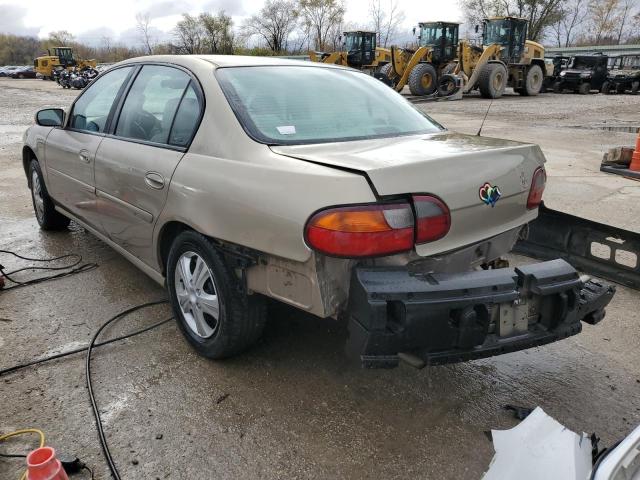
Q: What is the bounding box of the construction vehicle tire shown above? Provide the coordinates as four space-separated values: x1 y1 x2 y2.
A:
521 65 543 96
442 62 457 75
408 63 437 96
437 74 459 97
379 63 396 87
478 63 507 99
601 81 612 94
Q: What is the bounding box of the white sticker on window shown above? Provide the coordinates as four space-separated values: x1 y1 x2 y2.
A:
277 125 296 135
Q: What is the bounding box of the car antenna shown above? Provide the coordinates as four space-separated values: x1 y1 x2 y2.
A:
476 98 494 136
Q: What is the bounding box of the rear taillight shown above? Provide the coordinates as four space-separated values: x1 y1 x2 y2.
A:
527 167 546 209
413 195 451 244
305 203 414 257
305 196 452 258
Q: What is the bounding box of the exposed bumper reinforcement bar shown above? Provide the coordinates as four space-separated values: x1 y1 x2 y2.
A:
346 259 615 369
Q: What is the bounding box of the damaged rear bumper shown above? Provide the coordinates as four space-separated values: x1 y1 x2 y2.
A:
346 259 615 368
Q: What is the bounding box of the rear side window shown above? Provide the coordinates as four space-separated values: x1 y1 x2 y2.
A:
168 84 200 147
115 65 192 145
70 66 133 133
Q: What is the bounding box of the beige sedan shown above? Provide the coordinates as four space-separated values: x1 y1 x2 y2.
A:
22 55 613 368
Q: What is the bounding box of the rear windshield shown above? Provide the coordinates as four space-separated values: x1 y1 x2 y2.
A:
216 65 443 145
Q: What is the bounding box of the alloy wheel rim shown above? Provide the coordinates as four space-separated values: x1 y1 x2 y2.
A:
174 251 219 339
32 170 45 222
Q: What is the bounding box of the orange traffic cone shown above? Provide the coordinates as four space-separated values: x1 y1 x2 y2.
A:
26 447 69 480
630 130 640 172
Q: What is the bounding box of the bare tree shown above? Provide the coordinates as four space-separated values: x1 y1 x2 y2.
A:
174 14 204 54
548 0 589 46
244 0 299 52
615 0 635 43
368 0 405 47
48 30 75 46
200 11 234 54
589 0 622 43
298 0 345 51
136 13 155 55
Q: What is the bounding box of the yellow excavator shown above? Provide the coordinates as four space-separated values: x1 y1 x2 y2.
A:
452 16 546 98
309 31 391 72
377 21 460 96
34 47 97 80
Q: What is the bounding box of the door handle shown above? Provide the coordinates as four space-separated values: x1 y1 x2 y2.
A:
144 172 165 190
79 150 91 163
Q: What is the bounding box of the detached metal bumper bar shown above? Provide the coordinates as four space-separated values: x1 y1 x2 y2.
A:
346 259 615 369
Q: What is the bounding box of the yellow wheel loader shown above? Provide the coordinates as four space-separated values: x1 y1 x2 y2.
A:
309 31 391 73
376 22 460 97
34 47 97 80
453 17 546 99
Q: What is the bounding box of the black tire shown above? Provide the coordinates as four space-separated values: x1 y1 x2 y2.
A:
578 82 591 95
632 81 639 94
478 63 507 99
521 65 543 96
378 63 396 87
408 63 437 96
601 81 612 94
552 81 563 93
442 62 457 75
29 160 70 230
616 83 627 94
437 74 459 97
166 230 266 359
18 74 24 79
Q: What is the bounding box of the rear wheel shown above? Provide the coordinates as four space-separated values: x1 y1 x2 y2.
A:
578 82 591 95
632 81 639 94
29 160 70 230
521 65 543 96
552 81 563 93
167 230 267 359
478 63 507 99
408 63 437 96
601 81 612 94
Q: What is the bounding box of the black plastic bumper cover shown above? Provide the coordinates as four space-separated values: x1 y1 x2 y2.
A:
346 259 615 368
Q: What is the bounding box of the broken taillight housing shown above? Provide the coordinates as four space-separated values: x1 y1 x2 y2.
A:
527 167 547 209
305 195 451 258
413 195 451 244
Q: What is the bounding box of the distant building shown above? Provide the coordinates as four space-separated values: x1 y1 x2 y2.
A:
546 44 640 57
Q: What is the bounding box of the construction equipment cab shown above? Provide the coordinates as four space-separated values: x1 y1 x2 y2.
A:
308 31 391 72
455 17 546 98
378 22 460 96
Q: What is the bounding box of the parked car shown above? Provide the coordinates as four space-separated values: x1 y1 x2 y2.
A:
8 66 37 79
21 56 614 368
553 54 609 94
0 65 21 77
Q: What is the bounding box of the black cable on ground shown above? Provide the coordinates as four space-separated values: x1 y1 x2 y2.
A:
85 300 170 480
0 249 98 291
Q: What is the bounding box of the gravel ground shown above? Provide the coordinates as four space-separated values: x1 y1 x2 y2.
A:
1 78 640 480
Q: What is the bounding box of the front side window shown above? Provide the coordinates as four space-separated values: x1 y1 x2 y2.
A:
115 65 191 144
217 66 442 145
70 66 133 133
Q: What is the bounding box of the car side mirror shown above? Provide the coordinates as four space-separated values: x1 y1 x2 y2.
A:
36 108 64 127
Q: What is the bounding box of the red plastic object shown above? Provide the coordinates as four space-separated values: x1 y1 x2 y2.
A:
527 167 547 210
26 447 69 480
630 131 640 172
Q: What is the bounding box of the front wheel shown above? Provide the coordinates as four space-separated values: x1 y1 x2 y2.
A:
478 63 507 99
166 231 267 359
578 82 591 95
29 160 70 230
408 63 438 96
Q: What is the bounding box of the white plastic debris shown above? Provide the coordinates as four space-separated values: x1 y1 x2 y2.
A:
482 407 592 480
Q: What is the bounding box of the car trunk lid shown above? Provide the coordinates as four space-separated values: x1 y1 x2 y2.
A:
271 132 544 257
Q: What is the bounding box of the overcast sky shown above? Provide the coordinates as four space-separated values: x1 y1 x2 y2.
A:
0 0 463 47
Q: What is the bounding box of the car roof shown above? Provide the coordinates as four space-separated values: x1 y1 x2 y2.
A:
117 54 344 70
